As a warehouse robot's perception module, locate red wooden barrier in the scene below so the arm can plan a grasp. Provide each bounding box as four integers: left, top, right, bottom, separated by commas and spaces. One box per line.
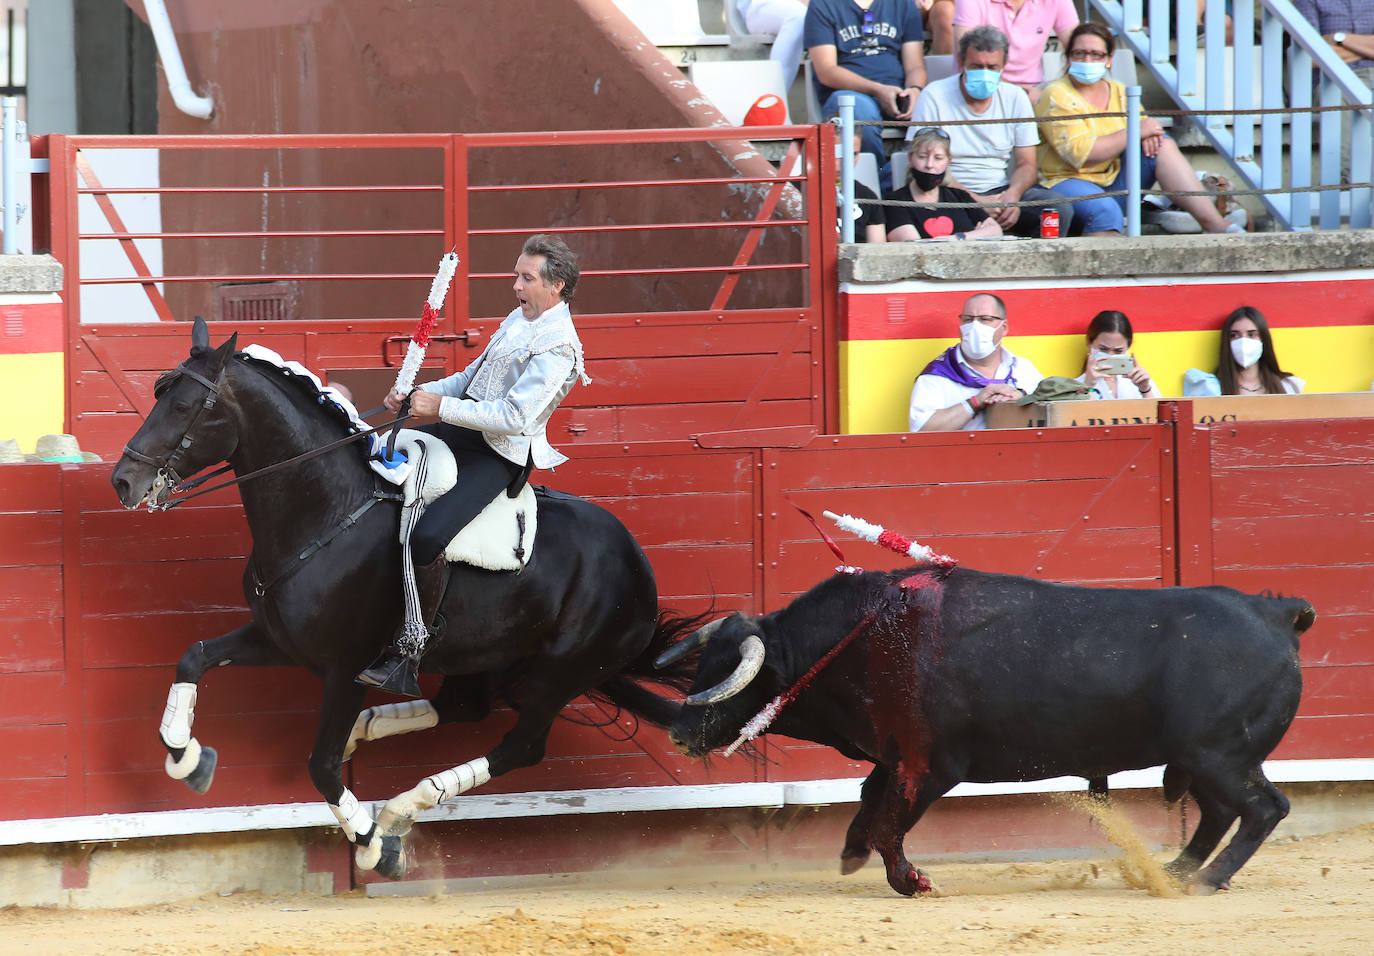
2, 416, 1369, 827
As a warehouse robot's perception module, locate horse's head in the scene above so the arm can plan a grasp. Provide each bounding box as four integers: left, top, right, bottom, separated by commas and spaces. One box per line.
112, 318, 240, 510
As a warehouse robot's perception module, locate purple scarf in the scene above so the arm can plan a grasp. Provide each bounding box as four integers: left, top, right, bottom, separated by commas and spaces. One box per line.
920, 345, 1019, 389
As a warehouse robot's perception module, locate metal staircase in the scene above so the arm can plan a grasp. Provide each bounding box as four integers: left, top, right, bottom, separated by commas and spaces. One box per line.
1091, 0, 1373, 229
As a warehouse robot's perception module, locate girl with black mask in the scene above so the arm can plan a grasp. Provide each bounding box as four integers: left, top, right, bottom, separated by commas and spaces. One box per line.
884, 127, 1002, 241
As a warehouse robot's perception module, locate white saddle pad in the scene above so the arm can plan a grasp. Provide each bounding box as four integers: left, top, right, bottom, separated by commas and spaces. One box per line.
389, 429, 537, 571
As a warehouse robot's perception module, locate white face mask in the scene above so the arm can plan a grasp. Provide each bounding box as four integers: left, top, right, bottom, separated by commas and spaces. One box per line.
961, 321, 999, 360
1231, 337, 1263, 369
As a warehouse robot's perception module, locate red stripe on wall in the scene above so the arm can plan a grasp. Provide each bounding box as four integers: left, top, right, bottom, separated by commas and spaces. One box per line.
844, 278, 1374, 341
0, 302, 64, 354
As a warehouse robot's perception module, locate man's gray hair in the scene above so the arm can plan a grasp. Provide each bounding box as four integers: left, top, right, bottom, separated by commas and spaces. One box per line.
958, 25, 1010, 63
522, 233, 580, 302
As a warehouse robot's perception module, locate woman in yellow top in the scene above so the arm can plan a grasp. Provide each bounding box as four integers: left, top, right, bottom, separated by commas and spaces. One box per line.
1034, 23, 1242, 237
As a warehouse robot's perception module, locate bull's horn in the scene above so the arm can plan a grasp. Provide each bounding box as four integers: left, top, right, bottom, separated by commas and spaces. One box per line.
685, 635, 765, 705
654, 617, 727, 669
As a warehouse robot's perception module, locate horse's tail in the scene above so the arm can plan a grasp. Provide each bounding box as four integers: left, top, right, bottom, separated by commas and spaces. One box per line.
589, 607, 715, 729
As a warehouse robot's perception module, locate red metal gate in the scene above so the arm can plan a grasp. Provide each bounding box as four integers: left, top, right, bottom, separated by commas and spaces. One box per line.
35, 127, 838, 460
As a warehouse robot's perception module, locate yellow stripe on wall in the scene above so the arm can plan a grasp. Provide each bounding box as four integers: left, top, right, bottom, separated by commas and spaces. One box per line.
0, 352, 66, 452
842, 327, 1374, 435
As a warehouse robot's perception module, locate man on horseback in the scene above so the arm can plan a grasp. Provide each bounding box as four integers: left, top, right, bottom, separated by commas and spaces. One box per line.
357, 233, 591, 696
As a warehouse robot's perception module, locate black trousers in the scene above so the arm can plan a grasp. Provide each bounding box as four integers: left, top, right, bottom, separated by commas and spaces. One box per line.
410, 423, 523, 565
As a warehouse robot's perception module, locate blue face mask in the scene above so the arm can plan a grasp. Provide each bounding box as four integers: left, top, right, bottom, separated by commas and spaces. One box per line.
962, 68, 1001, 100
1068, 61, 1109, 84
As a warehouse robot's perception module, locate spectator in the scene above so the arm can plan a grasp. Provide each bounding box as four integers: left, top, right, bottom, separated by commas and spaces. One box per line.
908, 292, 1044, 430
1183, 306, 1305, 396
885, 127, 1003, 239
909, 24, 1073, 236
1036, 23, 1242, 236
1076, 310, 1162, 399
838, 128, 889, 242
736, 0, 810, 84
952, 0, 1078, 96
921, 0, 957, 54
805, 0, 928, 170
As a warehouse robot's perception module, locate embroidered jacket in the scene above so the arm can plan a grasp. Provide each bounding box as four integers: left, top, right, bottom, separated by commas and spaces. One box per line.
420, 301, 590, 469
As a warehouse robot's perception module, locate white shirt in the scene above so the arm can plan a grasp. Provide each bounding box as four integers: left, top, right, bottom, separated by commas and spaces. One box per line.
908, 75, 1039, 195
908, 346, 1044, 431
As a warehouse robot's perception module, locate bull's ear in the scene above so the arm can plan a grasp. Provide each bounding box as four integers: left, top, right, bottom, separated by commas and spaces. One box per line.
191, 316, 210, 353
209, 332, 239, 373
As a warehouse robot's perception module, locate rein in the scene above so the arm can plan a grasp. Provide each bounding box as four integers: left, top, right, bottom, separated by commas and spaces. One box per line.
152, 409, 411, 511
123, 355, 411, 511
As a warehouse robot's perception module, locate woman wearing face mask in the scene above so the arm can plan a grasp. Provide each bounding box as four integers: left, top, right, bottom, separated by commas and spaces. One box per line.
885, 128, 1003, 241
1034, 23, 1241, 237
1076, 310, 1161, 399
1184, 306, 1304, 396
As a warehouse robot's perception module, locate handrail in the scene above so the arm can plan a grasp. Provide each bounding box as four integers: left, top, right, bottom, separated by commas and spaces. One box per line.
1092, 0, 1374, 230
144, 0, 214, 120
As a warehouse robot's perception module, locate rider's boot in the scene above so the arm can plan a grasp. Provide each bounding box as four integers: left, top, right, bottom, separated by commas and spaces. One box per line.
356, 557, 448, 697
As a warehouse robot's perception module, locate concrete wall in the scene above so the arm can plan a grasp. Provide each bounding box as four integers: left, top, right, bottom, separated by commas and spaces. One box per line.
0, 255, 64, 451
838, 232, 1374, 433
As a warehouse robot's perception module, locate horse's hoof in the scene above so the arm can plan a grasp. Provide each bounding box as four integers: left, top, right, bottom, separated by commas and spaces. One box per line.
183, 745, 218, 794
375, 835, 407, 880
377, 800, 416, 837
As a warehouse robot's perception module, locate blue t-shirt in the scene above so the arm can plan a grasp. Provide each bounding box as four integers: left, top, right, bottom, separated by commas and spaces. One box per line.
803, 0, 924, 102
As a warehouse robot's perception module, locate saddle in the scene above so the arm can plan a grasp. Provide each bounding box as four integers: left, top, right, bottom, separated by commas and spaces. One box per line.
388, 429, 537, 571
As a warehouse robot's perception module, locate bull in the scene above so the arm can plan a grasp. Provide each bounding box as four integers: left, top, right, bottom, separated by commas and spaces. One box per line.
659, 564, 1315, 897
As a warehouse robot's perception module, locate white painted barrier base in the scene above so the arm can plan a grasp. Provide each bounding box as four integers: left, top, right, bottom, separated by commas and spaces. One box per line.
2, 759, 1370, 848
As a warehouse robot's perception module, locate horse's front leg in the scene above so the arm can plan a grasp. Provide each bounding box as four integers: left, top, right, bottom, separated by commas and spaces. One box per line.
309, 673, 407, 880
343, 673, 491, 760
161, 623, 292, 794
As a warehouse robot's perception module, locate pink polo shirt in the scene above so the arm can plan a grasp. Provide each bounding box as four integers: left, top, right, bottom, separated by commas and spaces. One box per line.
953, 0, 1080, 85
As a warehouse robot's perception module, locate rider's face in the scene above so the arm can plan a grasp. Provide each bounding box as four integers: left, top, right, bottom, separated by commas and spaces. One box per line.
513, 253, 564, 320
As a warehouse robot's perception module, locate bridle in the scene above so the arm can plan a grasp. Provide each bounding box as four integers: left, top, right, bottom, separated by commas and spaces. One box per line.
121, 360, 230, 508
123, 356, 411, 512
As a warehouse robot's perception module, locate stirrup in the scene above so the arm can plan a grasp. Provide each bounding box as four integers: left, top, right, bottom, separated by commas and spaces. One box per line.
356, 649, 422, 697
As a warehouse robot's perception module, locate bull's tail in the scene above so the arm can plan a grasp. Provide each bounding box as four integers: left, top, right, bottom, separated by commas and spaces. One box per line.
587, 607, 716, 729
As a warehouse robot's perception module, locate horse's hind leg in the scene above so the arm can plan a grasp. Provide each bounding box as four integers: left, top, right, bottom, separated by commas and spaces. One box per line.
344, 673, 491, 760
376, 680, 566, 835
161, 623, 292, 794
308, 673, 408, 880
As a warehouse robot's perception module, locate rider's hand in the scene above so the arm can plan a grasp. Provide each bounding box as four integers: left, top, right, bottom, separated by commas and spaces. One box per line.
406, 390, 442, 419
383, 388, 407, 412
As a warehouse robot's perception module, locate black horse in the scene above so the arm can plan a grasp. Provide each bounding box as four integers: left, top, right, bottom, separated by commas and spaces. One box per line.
111, 319, 686, 878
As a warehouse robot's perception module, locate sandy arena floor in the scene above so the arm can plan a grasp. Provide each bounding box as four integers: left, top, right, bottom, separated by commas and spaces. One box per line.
3, 819, 1371, 955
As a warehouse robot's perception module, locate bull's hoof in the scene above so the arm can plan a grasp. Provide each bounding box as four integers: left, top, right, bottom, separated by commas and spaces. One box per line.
914, 868, 934, 894
1187, 877, 1230, 896
183, 745, 218, 794
374, 835, 407, 880
839, 849, 871, 875
887, 864, 934, 897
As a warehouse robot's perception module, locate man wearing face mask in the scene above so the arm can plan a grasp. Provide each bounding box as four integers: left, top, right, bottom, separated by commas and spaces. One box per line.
908, 292, 1044, 431
908, 26, 1072, 237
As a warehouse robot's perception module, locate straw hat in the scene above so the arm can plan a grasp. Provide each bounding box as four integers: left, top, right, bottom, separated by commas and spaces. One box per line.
0, 438, 24, 464
35, 434, 85, 463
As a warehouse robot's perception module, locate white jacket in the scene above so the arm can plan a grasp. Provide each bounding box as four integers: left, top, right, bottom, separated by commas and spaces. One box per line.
420, 301, 590, 469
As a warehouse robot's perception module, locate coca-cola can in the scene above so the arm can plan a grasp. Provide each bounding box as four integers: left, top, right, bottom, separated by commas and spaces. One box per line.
1040, 209, 1060, 238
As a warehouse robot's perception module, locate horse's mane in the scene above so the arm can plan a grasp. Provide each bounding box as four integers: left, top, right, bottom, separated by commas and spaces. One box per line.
235, 349, 378, 467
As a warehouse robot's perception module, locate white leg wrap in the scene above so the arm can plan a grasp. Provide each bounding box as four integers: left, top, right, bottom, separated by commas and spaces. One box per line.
377, 757, 490, 836
165, 737, 203, 780
428, 757, 491, 803
328, 788, 377, 844
355, 834, 383, 871
159, 682, 198, 749
344, 700, 439, 760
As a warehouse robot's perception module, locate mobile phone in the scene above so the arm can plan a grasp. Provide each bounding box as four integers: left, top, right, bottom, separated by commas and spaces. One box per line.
895, 92, 910, 113
1098, 354, 1134, 376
